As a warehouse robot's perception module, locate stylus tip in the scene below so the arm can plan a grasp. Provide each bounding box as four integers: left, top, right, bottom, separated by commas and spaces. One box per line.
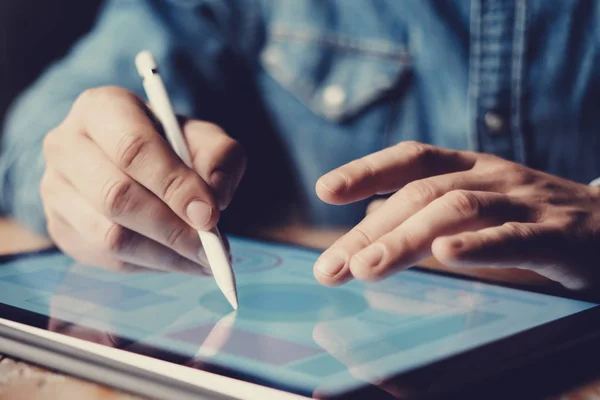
225, 291, 239, 310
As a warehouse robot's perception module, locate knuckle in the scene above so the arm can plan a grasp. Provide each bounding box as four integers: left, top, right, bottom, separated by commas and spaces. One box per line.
501, 163, 526, 175
103, 223, 134, 254
337, 158, 375, 189
503, 165, 528, 184
490, 163, 532, 187
75, 86, 134, 109
115, 131, 152, 171
397, 141, 434, 161
358, 157, 377, 182
102, 178, 137, 218
404, 180, 441, 205
396, 232, 417, 253
73, 88, 97, 109
444, 190, 482, 217
350, 226, 376, 247
476, 152, 501, 165
557, 211, 589, 237
502, 222, 534, 238
336, 161, 360, 187
159, 173, 187, 203
42, 129, 60, 157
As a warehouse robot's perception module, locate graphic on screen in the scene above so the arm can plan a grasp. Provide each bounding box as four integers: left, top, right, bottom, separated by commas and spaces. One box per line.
229, 249, 283, 272
0, 238, 595, 395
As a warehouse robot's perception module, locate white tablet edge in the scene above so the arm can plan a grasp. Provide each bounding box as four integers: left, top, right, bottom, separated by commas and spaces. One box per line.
0, 317, 310, 400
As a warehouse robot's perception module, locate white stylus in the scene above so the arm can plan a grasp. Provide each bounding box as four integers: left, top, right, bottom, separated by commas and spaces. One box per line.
135, 50, 238, 310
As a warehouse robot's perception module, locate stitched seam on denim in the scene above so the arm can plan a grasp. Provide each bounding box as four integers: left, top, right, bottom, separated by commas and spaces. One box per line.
333, 80, 403, 121
260, 51, 317, 106
510, 0, 527, 164
467, 0, 482, 151
160, 0, 204, 9
260, 50, 346, 121
270, 28, 411, 62
261, 47, 407, 121
262, 58, 404, 122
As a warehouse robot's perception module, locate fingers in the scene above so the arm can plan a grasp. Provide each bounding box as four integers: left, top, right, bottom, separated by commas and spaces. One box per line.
71, 87, 220, 230
43, 171, 207, 275
42, 86, 242, 273
47, 210, 136, 272
47, 214, 154, 274
184, 120, 246, 210
429, 223, 595, 289
314, 172, 492, 286
45, 133, 205, 265
316, 141, 476, 205
366, 198, 386, 215
348, 191, 531, 281
432, 222, 558, 269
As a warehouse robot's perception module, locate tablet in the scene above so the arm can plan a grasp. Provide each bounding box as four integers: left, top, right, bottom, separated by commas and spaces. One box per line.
0, 236, 597, 399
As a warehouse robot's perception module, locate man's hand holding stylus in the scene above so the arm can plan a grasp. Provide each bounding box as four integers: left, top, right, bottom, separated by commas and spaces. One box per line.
41, 86, 245, 273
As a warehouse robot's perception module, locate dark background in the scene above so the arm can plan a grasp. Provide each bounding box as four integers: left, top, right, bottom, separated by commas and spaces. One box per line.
0, 0, 102, 127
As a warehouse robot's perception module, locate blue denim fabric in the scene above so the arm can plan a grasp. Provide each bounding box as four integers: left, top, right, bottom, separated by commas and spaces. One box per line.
2, 0, 600, 235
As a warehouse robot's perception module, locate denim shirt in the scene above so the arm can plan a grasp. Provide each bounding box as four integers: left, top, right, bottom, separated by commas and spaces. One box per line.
2, 0, 600, 235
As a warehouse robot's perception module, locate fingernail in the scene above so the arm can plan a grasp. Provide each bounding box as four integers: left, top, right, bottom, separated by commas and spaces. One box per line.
186, 200, 213, 230
353, 244, 384, 269
315, 252, 346, 277
319, 172, 346, 194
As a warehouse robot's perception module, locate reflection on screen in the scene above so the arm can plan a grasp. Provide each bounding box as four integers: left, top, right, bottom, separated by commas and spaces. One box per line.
0, 238, 595, 396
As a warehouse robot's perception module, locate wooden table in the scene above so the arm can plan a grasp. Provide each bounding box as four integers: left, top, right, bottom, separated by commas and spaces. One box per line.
0, 219, 599, 399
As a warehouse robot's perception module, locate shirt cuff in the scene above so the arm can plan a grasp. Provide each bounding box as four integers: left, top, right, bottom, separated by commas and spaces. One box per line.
590, 177, 600, 186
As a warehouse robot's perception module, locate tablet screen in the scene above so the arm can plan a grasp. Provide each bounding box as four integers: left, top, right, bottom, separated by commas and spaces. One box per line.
0, 237, 595, 397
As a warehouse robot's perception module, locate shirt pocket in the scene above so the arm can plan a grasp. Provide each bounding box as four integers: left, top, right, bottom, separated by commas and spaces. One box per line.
260, 25, 412, 122
159, 0, 204, 7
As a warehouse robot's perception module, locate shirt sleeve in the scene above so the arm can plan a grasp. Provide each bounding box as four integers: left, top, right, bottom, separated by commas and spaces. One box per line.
0, 0, 260, 235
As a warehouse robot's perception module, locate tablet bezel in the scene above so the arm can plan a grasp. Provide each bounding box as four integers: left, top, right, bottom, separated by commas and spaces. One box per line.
0, 242, 597, 399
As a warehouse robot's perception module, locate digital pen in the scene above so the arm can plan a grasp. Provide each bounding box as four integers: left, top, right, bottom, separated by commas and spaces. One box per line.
135, 50, 238, 310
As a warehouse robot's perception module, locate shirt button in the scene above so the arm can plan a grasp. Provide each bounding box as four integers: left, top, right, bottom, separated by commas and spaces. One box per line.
484, 112, 507, 134
323, 85, 346, 111
263, 47, 281, 66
